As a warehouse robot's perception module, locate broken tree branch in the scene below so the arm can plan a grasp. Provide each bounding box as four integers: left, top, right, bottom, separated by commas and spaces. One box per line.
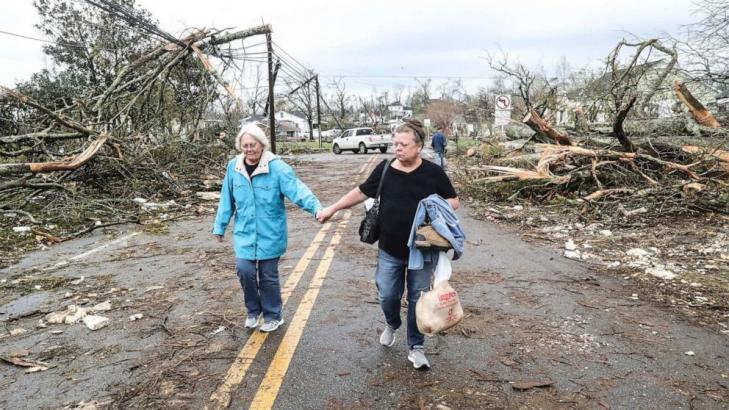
523, 108, 572, 146
674, 80, 721, 128
0, 134, 109, 176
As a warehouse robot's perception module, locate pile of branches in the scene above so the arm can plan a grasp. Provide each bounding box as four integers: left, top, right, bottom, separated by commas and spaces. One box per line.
457, 139, 729, 217
0, 22, 272, 263
464, 39, 729, 221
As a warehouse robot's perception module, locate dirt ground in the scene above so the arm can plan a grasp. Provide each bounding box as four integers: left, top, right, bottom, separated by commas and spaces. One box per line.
1, 151, 728, 409
460, 194, 729, 334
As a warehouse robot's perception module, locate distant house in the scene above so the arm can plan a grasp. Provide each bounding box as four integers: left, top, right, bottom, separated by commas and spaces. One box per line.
240, 114, 269, 129
240, 114, 302, 141
277, 120, 303, 141
387, 102, 413, 120
274, 110, 326, 139
276, 111, 308, 133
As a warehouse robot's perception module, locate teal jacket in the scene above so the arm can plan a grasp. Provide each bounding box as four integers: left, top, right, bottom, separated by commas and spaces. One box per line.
213, 151, 321, 260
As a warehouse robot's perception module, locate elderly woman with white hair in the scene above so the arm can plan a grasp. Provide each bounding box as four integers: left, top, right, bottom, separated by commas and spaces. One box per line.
213, 123, 322, 332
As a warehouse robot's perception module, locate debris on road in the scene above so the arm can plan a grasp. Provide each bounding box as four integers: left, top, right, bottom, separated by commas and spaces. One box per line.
9, 328, 27, 336
1, 356, 51, 373
90, 300, 112, 312
512, 380, 555, 391
83, 315, 110, 331
45, 305, 88, 324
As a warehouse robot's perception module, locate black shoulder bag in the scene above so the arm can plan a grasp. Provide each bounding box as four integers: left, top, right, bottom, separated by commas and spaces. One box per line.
359, 159, 393, 244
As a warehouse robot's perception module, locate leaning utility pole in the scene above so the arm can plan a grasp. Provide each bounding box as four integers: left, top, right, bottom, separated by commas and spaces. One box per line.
315, 75, 322, 148
266, 31, 276, 154
262, 59, 280, 117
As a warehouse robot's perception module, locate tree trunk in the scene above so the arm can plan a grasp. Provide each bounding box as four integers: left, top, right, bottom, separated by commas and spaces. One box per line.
613, 95, 637, 152
674, 80, 721, 128
523, 108, 572, 145
0, 135, 109, 176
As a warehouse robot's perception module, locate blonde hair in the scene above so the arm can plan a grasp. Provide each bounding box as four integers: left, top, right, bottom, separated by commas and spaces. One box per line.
235, 123, 269, 151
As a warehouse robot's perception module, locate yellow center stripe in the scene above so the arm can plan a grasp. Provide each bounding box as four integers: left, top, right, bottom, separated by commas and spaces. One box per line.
206, 223, 333, 410
249, 211, 351, 410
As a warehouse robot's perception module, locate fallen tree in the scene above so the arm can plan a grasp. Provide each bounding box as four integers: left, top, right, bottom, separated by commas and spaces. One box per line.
0, 18, 272, 267
454, 137, 729, 217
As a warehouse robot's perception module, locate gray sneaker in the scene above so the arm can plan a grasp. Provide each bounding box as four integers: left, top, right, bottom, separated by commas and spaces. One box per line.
379, 326, 397, 347
244, 315, 260, 329
408, 346, 430, 369
259, 318, 284, 332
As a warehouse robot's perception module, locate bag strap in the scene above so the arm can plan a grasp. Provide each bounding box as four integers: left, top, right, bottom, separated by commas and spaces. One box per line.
375, 159, 395, 200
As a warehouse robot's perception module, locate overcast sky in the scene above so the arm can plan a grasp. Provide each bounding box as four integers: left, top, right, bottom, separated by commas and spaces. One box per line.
1, 0, 700, 97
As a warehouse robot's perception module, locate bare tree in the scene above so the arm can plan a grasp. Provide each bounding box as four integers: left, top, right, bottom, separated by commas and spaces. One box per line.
329, 77, 350, 120
287, 71, 317, 140
595, 38, 678, 151
675, 0, 729, 89
411, 78, 432, 113
426, 100, 460, 132
243, 65, 267, 116
485, 51, 556, 116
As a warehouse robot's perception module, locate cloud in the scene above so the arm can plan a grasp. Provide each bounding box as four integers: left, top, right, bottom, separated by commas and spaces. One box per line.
0, 0, 698, 93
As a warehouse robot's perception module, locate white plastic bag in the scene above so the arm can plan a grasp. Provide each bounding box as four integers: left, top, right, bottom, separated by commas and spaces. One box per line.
433, 251, 452, 286
416, 252, 463, 335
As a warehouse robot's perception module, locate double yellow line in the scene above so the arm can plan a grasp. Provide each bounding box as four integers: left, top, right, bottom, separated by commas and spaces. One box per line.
207, 154, 380, 410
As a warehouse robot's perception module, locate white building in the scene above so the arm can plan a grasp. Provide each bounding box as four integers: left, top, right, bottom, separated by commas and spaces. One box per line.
387, 102, 413, 120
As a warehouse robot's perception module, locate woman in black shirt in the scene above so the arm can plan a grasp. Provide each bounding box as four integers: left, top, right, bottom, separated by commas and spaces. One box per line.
317, 119, 459, 369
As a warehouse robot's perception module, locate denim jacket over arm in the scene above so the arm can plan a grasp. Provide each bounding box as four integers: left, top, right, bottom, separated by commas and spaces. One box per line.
407, 194, 465, 269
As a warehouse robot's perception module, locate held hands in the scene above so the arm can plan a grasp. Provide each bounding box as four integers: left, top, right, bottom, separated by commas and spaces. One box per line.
316, 206, 336, 224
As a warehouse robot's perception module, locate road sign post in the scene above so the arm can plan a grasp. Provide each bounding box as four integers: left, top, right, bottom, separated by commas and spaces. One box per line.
494, 95, 512, 136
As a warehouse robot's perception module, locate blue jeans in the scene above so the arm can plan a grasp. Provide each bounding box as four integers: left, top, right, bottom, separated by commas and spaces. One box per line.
434, 152, 445, 168
236, 258, 282, 321
375, 249, 436, 348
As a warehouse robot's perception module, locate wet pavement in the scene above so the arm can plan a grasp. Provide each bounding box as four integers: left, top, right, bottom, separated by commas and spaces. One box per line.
1, 151, 728, 409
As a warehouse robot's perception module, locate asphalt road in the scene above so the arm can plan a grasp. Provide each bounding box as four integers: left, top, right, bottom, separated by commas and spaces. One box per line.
1, 151, 727, 409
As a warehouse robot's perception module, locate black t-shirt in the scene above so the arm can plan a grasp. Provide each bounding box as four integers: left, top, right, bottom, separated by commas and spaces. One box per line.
245, 161, 258, 177
359, 159, 457, 259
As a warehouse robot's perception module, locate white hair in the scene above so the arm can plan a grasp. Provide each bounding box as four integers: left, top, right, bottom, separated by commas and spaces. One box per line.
235, 123, 270, 151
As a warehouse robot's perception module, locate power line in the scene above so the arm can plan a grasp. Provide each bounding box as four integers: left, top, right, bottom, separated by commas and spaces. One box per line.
0, 29, 59, 45
83, 0, 183, 46
272, 40, 311, 73
319, 73, 502, 80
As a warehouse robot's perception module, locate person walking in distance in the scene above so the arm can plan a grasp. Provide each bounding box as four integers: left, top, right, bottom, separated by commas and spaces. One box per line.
431, 127, 447, 168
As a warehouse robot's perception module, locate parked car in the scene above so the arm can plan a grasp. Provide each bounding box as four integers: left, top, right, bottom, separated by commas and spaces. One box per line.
332, 127, 392, 154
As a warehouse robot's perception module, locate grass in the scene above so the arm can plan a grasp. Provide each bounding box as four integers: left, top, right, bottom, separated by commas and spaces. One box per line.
451, 137, 483, 153
275, 141, 332, 154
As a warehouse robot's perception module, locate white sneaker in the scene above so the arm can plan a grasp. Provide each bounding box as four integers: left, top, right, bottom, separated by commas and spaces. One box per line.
259, 318, 284, 332
408, 346, 430, 369
379, 326, 397, 347
244, 316, 260, 329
